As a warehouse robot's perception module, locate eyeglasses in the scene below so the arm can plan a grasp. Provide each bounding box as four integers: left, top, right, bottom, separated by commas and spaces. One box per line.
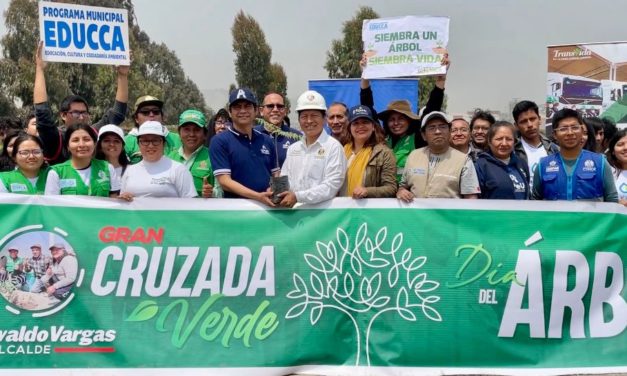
263, 104, 286, 110
555, 125, 582, 134
138, 138, 163, 146
17, 149, 43, 157
138, 109, 162, 116
66, 111, 90, 119
424, 124, 449, 132
215, 119, 227, 125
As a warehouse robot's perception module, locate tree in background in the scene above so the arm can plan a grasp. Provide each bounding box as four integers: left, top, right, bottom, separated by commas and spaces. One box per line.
0, 0, 210, 125
324, 6, 379, 79
231, 11, 287, 104
324, 6, 446, 111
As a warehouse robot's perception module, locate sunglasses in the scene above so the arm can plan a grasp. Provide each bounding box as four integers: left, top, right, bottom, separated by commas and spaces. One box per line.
263, 104, 286, 110
138, 109, 162, 116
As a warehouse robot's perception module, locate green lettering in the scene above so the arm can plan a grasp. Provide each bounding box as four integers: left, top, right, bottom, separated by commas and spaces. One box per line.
255, 310, 279, 340
155, 294, 221, 348
446, 244, 492, 289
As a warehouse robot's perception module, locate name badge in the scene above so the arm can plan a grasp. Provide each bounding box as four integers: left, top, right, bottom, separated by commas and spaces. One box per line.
59, 179, 77, 188
9, 183, 28, 192
410, 168, 427, 176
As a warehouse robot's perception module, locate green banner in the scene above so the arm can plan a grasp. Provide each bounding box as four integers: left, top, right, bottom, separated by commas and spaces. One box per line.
0, 196, 625, 375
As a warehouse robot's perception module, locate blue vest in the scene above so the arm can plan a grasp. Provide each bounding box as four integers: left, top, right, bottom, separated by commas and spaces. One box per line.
538, 150, 604, 200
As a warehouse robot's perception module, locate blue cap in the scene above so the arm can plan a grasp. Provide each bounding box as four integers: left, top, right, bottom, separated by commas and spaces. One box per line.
349, 105, 375, 123
228, 88, 257, 107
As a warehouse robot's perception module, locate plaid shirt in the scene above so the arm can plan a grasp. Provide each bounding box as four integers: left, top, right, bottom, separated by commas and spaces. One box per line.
24, 255, 52, 279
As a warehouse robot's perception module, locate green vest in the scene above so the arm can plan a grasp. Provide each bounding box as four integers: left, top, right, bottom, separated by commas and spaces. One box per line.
387, 134, 415, 182
51, 159, 111, 197
168, 146, 214, 196
0, 168, 49, 195
125, 132, 182, 164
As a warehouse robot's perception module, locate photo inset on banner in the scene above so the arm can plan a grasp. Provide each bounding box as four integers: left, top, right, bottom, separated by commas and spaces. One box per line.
0, 231, 78, 311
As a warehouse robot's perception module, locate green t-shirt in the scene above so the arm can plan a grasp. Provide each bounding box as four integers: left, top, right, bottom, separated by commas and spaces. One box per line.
387, 133, 415, 182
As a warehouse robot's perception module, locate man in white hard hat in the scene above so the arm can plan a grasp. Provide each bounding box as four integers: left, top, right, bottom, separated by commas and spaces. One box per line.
278, 90, 347, 207
209, 88, 279, 206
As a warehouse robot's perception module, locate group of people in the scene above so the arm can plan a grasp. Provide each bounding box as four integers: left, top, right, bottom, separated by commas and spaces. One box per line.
0, 45, 626, 208
0, 243, 77, 301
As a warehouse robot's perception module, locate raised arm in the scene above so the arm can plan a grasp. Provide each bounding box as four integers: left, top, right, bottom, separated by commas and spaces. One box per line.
34, 41, 63, 163
423, 53, 450, 116
93, 63, 130, 130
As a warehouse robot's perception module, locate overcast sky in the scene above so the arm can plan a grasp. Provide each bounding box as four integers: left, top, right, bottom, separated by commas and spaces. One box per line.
1, 0, 626, 117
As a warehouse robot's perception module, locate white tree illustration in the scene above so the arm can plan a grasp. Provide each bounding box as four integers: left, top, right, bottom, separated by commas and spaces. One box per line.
285, 223, 442, 366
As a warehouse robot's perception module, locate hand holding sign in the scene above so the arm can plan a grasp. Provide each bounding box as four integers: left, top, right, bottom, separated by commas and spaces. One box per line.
35, 41, 47, 71
362, 15, 450, 79
38, 2, 130, 66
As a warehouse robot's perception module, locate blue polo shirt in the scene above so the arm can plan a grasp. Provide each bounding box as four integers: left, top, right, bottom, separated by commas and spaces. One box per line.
210, 127, 279, 198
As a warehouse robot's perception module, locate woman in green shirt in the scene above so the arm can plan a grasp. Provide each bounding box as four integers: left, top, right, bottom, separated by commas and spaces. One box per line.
45, 124, 120, 197
0, 134, 48, 194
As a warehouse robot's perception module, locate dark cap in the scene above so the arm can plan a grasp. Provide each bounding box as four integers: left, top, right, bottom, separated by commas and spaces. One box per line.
228, 88, 257, 108
348, 105, 375, 124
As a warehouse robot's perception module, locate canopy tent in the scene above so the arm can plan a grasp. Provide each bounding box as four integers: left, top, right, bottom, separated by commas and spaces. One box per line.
548, 42, 627, 81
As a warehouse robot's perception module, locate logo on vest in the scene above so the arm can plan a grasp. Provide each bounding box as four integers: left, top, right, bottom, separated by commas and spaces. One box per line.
59, 179, 77, 189
97, 170, 110, 183
198, 160, 209, 170
546, 160, 559, 173
582, 159, 596, 172
260, 145, 270, 155
9, 183, 28, 192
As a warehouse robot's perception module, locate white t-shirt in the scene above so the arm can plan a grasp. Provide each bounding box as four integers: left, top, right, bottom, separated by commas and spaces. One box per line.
45, 163, 120, 195
121, 157, 197, 198
612, 167, 627, 201
521, 138, 548, 184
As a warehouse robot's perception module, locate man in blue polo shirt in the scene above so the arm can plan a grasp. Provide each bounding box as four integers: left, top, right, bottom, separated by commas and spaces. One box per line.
209, 88, 279, 206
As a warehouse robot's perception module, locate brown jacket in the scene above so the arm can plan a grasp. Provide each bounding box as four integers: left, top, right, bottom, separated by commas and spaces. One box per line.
363, 143, 398, 198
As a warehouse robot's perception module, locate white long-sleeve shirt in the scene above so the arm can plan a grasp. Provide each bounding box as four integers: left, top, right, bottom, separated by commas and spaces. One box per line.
280, 131, 346, 204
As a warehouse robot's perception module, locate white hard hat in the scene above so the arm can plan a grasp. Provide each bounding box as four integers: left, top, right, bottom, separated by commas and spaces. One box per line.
295, 90, 326, 112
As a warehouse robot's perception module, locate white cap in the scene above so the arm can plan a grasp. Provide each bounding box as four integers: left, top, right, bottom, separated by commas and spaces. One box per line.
295, 90, 327, 112
421, 111, 452, 129
98, 124, 125, 143
137, 121, 166, 137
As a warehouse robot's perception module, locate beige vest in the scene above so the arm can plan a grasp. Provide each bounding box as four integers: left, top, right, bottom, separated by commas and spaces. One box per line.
404, 147, 467, 198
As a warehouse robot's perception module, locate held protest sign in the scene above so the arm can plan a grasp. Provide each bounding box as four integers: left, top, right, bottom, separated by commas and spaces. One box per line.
546, 42, 627, 130
0, 196, 625, 375
362, 16, 449, 79
38, 2, 130, 66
